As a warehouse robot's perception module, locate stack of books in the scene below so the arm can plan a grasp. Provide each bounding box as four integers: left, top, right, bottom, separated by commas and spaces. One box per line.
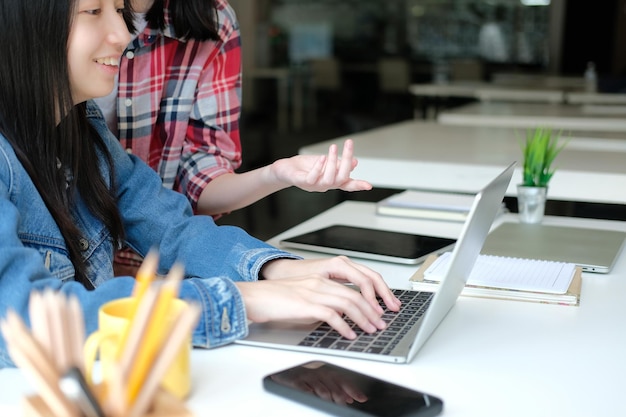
376, 190, 506, 222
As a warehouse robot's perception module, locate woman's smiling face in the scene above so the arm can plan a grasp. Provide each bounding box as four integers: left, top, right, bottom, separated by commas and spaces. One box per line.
67, 0, 131, 104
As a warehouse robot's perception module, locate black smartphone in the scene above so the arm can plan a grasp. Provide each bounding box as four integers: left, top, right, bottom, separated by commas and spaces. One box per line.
263, 361, 444, 417
280, 225, 456, 265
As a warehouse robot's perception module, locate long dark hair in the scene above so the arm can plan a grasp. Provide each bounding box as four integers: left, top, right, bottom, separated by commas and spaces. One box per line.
0, 0, 126, 288
126, 0, 220, 41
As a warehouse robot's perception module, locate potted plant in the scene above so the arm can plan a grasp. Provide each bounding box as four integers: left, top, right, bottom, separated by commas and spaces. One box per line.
517, 127, 567, 223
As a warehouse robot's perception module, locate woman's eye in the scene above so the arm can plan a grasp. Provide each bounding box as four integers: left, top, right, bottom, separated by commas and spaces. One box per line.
83, 9, 102, 15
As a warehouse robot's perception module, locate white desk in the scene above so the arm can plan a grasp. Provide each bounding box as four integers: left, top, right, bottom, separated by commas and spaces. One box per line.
410, 82, 565, 119
581, 105, 626, 116
300, 120, 626, 205
490, 73, 587, 90
410, 82, 565, 103
566, 92, 626, 105
438, 102, 626, 132
1, 201, 625, 416
410, 82, 491, 99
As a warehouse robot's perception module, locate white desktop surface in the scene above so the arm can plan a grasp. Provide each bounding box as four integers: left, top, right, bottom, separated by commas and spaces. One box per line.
410, 82, 565, 103
300, 120, 626, 204
438, 102, 626, 132
1, 201, 625, 417
567, 92, 626, 105
490, 73, 587, 90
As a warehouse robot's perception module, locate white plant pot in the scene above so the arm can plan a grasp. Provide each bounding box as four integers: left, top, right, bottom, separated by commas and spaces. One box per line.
517, 185, 547, 224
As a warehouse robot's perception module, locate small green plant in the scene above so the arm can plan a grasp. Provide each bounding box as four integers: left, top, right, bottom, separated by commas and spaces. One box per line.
520, 127, 567, 187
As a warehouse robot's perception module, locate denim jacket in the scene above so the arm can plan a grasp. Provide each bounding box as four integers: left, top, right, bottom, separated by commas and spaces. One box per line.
0, 102, 298, 367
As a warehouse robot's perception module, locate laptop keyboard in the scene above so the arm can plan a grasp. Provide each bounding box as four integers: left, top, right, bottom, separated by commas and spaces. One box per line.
297, 289, 434, 355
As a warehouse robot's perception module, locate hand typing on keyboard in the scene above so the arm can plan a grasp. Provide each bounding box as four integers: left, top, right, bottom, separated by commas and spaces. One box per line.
299, 289, 433, 355
237, 256, 402, 339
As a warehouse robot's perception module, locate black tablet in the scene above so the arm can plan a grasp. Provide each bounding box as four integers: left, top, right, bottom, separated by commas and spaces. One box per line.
279, 225, 456, 265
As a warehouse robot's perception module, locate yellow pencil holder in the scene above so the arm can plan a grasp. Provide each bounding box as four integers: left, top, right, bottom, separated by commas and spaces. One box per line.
83, 297, 192, 400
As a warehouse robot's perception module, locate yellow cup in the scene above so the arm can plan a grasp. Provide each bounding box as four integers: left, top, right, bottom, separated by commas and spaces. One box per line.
83, 297, 192, 399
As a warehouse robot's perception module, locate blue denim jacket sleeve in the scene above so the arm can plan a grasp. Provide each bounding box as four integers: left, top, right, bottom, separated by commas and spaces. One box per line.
0, 103, 299, 367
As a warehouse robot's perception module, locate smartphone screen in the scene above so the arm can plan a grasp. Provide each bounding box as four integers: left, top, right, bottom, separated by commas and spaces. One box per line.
263, 361, 443, 417
280, 225, 456, 265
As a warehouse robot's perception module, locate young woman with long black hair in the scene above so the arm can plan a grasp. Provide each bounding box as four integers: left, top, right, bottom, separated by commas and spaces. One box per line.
0, 0, 399, 367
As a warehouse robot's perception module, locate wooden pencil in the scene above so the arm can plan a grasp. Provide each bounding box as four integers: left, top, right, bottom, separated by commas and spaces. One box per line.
103, 361, 128, 417
132, 248, 159, 300
28, 291, 53, 362
1, 311, 78, 417
56, 292, 73, 372
116, 249, 159, 361
41, 288, 70, 372
125, 263, 184, 404
117, 286, 160, 381
67, 294, 86, 373
126, 303, 201, 417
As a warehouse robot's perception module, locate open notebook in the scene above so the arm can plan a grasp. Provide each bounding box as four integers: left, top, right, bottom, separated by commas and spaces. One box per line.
235, 162, 515, 363
410, 253, 582, 306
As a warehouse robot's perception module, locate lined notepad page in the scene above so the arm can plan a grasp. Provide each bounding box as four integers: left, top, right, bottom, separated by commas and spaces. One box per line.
424, 252, 576, 294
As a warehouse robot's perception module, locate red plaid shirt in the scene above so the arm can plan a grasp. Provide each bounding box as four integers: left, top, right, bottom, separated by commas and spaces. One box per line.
115, 0, 242, 211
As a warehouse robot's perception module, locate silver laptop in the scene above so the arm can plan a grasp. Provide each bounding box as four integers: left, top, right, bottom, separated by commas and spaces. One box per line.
236, 162, 515, 363
481, 222, 626, 273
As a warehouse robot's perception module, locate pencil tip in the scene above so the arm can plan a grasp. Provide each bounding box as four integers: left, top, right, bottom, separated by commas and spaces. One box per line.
137, 249, 160, 277
167, 263, 185, 281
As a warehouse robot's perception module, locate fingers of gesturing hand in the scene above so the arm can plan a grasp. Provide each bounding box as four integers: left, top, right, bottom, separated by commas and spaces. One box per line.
335, 139, 354, 184
308, 141, 352, 188
337, 178, 372, 192
293, 140, 371, 192
302, 153, 341, 190
304, 154, 326, 185
320, 143, 339, 185
335, 140, 372, 191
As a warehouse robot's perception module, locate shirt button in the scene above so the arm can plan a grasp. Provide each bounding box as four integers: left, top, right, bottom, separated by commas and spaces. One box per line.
126, 50, 135, 59
126, 148, 133, 154
79, 238, 89, 251
124, 98, 132, 107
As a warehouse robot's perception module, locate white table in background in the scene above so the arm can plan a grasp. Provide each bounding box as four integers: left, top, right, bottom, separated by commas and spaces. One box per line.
410, 82, 488, 100
409, 82, 565, 103
410, 82, 565, 118
437, 102, 626, 132
490, 73, 587, 90
300, 120, 626, 205
0, 201, 625, 417
566, 92, 626, 105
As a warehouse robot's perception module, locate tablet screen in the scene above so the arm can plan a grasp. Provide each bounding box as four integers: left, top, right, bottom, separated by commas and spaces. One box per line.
280, 225, 456, 265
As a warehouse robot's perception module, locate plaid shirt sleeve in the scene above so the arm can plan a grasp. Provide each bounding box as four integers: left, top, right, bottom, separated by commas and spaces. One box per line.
179, 5, 243, 209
